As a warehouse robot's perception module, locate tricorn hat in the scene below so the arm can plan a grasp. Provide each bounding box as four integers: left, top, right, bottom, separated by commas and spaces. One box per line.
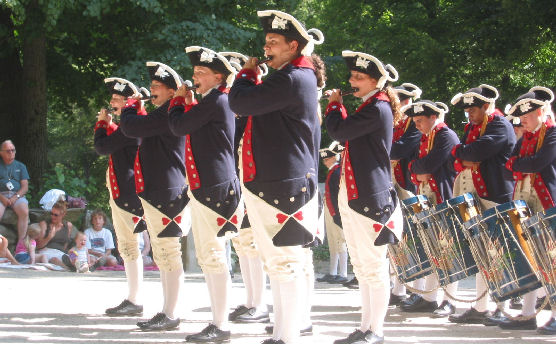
319, 141, 344, 159
451, 84, 499, 108
219, 51, 269, 77
146, 61, 182, 90
257, 10, 324, 56
342, 51, 398, 89
395, 83, 422, 102
104, 77, 138, 97
186, 46, 237, 87
402, 100, 449, 121
505, 86, 554, 117
139, 87, 150, 99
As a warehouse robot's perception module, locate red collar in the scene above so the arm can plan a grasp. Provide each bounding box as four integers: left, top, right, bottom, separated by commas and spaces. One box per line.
289, 56, 315, 71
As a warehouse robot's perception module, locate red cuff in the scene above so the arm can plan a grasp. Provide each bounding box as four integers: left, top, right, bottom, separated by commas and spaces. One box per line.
325, 102, 348, 119
184, 99, 198, 112
94, 120, 109, 132
451, 144, 461, 158
124, 98, 140, 109
505, 156, 517, 171
235, 68, 258, 84
169, 96, 186, 110
453, 158, 464, 172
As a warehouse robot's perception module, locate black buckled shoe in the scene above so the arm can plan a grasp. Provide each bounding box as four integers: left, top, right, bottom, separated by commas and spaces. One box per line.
401, 293, 420, 307
330, 275, 349, 284
400, 295, 437, 312
316, 274, 337, 282
185, 323, 230, 342
389, 293, 408, 306
333, 329, 371, 344
537, 317, 556, 335
235, 307, 270, 323
343, 277, 359, 289
264, 324, 313, 336
449, 307, 489, 324
483, 309, 507, 326
62, 254, 76, 272
432, 300, 456, 318
105, 299, 143, 316
137, 312, 180, 331
498, 316, 537, 330
228, 305, 249, 321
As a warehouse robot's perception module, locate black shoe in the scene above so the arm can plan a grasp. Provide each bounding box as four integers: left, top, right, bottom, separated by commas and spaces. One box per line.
137, 312, 180, 331
343, 277, 359, 289
89, 258, 104, 272
316, 274, 337, 282
260, 339, 285, 344
228, 305, 249, 321
330, 275, 349, 284
400, 295, 437, 312
333, 329, 371, 344
389, 293, 408, 306
538, 317, 556, 335
185, 323, 230, 342
264, 324, 312, 336
401, 293, 420, 307
235, 307, 270, 323
62, 254, 76, 272
509, 297, 522, 310
361, 331, 384, 344
449, 307, 489, 324
105, 299, 143, 316
432, 300, 456, 318
498, 316, 537, 330
536, 296, 552, 310
483, 309, 507, 326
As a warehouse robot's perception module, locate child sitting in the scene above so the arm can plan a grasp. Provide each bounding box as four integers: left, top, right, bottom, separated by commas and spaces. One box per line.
63, 231, 96, 273
0, 234, 19, 265
14, 223, 47, 264
84, 210, 118, 267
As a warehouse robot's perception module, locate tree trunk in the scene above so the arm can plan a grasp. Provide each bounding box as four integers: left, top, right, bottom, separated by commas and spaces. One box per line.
20, 1, 47, 192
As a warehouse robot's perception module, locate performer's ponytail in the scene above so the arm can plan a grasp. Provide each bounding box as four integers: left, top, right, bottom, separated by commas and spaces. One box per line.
384, 85, 402, 126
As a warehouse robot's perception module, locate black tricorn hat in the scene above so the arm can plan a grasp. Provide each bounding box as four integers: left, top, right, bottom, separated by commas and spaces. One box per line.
342, 51, 398, 89
257, 10, 324, 56
186, 46, 237, 87
395, 83, 422, 102
146, 61, 182, 90
451, 84, 499, 108
139, 87, 150, 99
319, 141, 344, 159
402, 100, 449, 120
219, 51, 269, 77
104, 77, 138, 97
506, 86, 555, 117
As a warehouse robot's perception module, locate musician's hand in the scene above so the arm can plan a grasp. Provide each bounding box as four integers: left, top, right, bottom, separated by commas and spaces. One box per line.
98, 108, 112, 124
416, 173, 431, 182
175, 85, 188, 98
327, 89, 342, 104
243, 57, 258, 72
184, 89, 194, 105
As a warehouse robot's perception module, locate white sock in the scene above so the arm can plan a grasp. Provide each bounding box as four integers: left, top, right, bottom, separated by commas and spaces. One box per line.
522, 289, 538, 317
303, 259, 314, 328
160, 270, 168, 314
206, 271, 231, 330
413, 278, 425, 291
163, 268, 183, 319
238, 255, 253, 307
279, 278, 303, 344
124, 256, 143, 304
497, 300, 509, 312
329, 252, 339, 275
391, 276, 406, 297
422, 274, 438, 302
270, 278, 282, 341
443, 281, 459, 303
359, 281, 371, 332
249, 256, 267, 311
474, 274, 488, 312
338, 252, 348, 277
538, 287, 547, 298
369, 282, 390, 337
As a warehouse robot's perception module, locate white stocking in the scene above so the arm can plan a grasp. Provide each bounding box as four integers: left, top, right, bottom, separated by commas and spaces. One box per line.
369, 283, 390, 337
329, 252, 339, 275
163, 268, 183, 319
338, 252, 348, 277
238, 255, 253, 307
422, 274, 438, 302
279, 278, 303, 344
522, 289, 538, 317
249, 256, 267, 310
124, 255, 143, 304
206, 271, 231, 330
391, 276, 406, 297
412, 277, 425, 291
474, 274, 488, 312
270, 278, 282, 341
160, 270, 168, 313
359, 281, 371, 332
497, 300, 509, 312
443, 281, 459, 302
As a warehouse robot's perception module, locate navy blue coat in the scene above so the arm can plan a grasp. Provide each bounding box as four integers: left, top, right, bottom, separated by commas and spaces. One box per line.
120, 100, 189, 236
410, 126, 459, 203
229, 57, 320, 246
391, 120, 420, 194
168, 89, 240, 228
452, 115, 516, 204
325, 164, 342, 227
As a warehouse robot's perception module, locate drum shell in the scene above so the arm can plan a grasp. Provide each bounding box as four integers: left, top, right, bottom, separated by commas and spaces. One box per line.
388, 195, 434, 283
416, 193, 479, 286
465, 200, 541, 302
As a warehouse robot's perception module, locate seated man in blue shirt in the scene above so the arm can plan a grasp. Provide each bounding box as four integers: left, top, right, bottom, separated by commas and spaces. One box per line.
0, 140, 29, 242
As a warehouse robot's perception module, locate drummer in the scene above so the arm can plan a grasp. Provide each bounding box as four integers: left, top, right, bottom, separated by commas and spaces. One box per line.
401, 100, 460, 316
503, 86, 556, 334
448, 84, 516, 324
389, 83, 423, 306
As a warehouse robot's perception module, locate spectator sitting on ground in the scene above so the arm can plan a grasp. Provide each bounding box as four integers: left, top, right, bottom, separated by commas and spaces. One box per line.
84, 210, 117, 267
0, 140, 30, 243
138, 230, 154, 267
36, 200, 73, 269
0, 234, 19, 265
14, 223, 47, 264
63, 231, 97, 273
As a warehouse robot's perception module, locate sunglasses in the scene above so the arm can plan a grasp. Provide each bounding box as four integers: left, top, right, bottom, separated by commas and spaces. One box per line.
51, 212, 61, 217
3, 149, 16, 153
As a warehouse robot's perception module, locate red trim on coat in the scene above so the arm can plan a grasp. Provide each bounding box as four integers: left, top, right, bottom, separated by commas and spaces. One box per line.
325, 164, 340, 216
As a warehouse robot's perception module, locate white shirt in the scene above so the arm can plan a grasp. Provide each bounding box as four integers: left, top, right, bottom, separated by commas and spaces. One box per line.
85, 227, 115, 254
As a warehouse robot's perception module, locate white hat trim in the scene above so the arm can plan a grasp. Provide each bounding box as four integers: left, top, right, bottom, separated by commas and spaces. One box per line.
104, 77, 139, 96
342, 51, 398, 89
401, 101, 448, 118
399, 82, 422, 99
257, 10, 324, 56
185, 46, 238, 87
506, 98, 547, 116
146, 61, 182, 88
529, 86, 555, 103
219, 51, 268, 76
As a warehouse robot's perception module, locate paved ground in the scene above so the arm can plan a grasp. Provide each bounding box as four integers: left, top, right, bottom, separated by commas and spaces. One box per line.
0, 268, 554, 343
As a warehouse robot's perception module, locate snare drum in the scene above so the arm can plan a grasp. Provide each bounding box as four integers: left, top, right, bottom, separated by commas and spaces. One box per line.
465, 200, 541, 302
388, 195, 434, 283
523, 206, 556, 307
416, 193, 479, 286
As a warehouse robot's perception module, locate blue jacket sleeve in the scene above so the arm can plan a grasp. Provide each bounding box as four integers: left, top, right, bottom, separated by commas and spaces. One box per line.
325, 102, 386, 142
390, 121, 421, 160
411, 129, 459, 174
168, 99, 217, 136
120, 103, 170, 138
454, 118, 511, 162
94, 127, 139, 156
512, 129, 556, 173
